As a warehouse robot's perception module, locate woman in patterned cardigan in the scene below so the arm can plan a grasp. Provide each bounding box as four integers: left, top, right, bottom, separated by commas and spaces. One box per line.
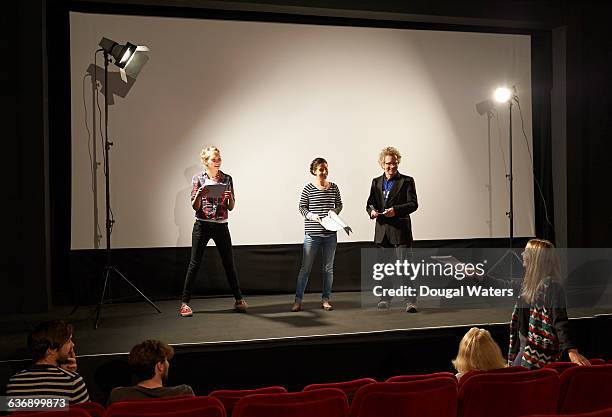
507, 239, 590, 368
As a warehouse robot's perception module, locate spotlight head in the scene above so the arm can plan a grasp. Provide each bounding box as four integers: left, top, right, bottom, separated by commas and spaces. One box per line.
493, 87, 513, 103
99, 37, 149, 80
116, 43, 137, 68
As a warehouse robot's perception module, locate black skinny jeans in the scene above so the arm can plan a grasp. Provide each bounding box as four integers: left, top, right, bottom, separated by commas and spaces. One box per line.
181, 220, 243, 304
376, 235, 416, 303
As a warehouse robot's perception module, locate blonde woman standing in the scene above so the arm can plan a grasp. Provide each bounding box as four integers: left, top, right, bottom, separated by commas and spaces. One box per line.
180, 146, 247, 317
507, 239, 590, 368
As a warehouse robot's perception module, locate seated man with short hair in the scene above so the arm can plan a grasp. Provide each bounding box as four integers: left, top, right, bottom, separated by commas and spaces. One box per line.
108, 340, 193, 405
6, 320, 89, 404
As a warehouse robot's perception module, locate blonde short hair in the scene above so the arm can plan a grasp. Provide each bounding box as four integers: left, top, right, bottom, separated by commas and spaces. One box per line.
200, 146, 220, 167
378, 146, 401, 167
521, 238, 561, 304
452, 327, 507, 374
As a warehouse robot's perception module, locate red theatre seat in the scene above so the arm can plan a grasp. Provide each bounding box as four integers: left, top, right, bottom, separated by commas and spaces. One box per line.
73, 401, 105, 417
458, 366, 529, 386
589, 358, 605, 365
522, 406, 612, 417
104, 396, 225, 417
458, 368, 559, 417
112, 394, 195, 404
558, 364, 612, 414
104, 409, 224, 417
12, 410, 91, 417
232, 388, 348, 417
350, 378, 457, 417
303, 378, 376, 402
544, 362, 580, 374
210, 386, 287, 416
386, 372, 456, 382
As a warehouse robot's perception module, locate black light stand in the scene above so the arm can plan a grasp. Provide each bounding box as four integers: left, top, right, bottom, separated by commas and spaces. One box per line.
508, 98, 516, 248
95, 49, 160, 329
488, 95, 523, 279
475, 99, 495, 237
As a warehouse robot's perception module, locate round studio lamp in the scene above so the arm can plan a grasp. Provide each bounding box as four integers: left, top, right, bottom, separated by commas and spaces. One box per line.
493, 86, 513, 103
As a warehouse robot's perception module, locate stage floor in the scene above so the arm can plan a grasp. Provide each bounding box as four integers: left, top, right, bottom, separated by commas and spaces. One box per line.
1, 292, 610, 361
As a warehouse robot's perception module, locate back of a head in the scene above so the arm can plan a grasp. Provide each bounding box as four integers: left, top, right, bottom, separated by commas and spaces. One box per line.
453, 327, 507, 374
128, 340, 174, 383
27, 320, 73, 362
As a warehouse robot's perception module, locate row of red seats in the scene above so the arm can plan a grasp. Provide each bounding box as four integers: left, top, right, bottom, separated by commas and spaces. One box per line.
15, 363, 612, 417
544, 358, 606, 373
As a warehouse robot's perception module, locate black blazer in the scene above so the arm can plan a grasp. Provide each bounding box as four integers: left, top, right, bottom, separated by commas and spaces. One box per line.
366, 173, 418, 245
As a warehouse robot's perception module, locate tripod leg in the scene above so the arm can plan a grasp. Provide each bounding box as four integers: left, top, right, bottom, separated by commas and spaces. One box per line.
95, 267, 111, 329
488, 249, 524, 280
488, 250, 511, 274
111, 267, 161, 313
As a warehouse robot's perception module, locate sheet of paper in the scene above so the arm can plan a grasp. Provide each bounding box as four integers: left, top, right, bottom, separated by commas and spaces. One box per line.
201, 184, 227, 198
319, 211, 352, 235
328, 211, 348, 228
320, 216, 345, 232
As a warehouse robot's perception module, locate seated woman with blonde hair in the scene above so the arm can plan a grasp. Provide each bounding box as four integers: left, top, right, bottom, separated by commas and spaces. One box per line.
452, 327, 507, 380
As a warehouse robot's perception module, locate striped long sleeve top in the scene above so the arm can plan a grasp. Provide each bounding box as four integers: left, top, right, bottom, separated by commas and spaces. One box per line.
298, 182, 343, 236
6, 364, 89, 404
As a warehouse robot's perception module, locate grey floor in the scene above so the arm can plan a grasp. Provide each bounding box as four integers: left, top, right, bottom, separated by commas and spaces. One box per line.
1, 292, 610, 361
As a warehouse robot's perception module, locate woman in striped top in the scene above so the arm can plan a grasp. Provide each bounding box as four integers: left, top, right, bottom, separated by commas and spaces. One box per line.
292, 157, 343, 312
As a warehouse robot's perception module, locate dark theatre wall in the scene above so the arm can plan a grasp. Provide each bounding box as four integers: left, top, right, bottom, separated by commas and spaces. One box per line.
3, 0, 612, 313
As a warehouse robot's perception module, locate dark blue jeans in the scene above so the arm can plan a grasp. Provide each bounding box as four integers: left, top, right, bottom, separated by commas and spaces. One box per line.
181, 221, 243, 304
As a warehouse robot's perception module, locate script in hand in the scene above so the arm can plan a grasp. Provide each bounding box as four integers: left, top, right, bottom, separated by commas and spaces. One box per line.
319, 211, 353, 235
201, 184, 227, 199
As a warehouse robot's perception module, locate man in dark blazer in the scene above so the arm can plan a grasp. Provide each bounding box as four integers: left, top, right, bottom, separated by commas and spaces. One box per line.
366, 146, 419, 312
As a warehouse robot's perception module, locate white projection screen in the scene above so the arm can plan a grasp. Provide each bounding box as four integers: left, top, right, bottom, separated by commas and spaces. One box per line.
70, 12, 535, 249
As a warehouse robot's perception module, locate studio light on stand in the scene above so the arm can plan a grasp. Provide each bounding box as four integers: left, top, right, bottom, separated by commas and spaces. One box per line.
99, 37, 149, 81
488, 86, 523, 279
493, 86, 513, 105
95, 37, 159, 328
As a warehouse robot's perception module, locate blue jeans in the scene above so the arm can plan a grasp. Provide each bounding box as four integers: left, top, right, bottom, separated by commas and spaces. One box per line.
295, 234, 337, 301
